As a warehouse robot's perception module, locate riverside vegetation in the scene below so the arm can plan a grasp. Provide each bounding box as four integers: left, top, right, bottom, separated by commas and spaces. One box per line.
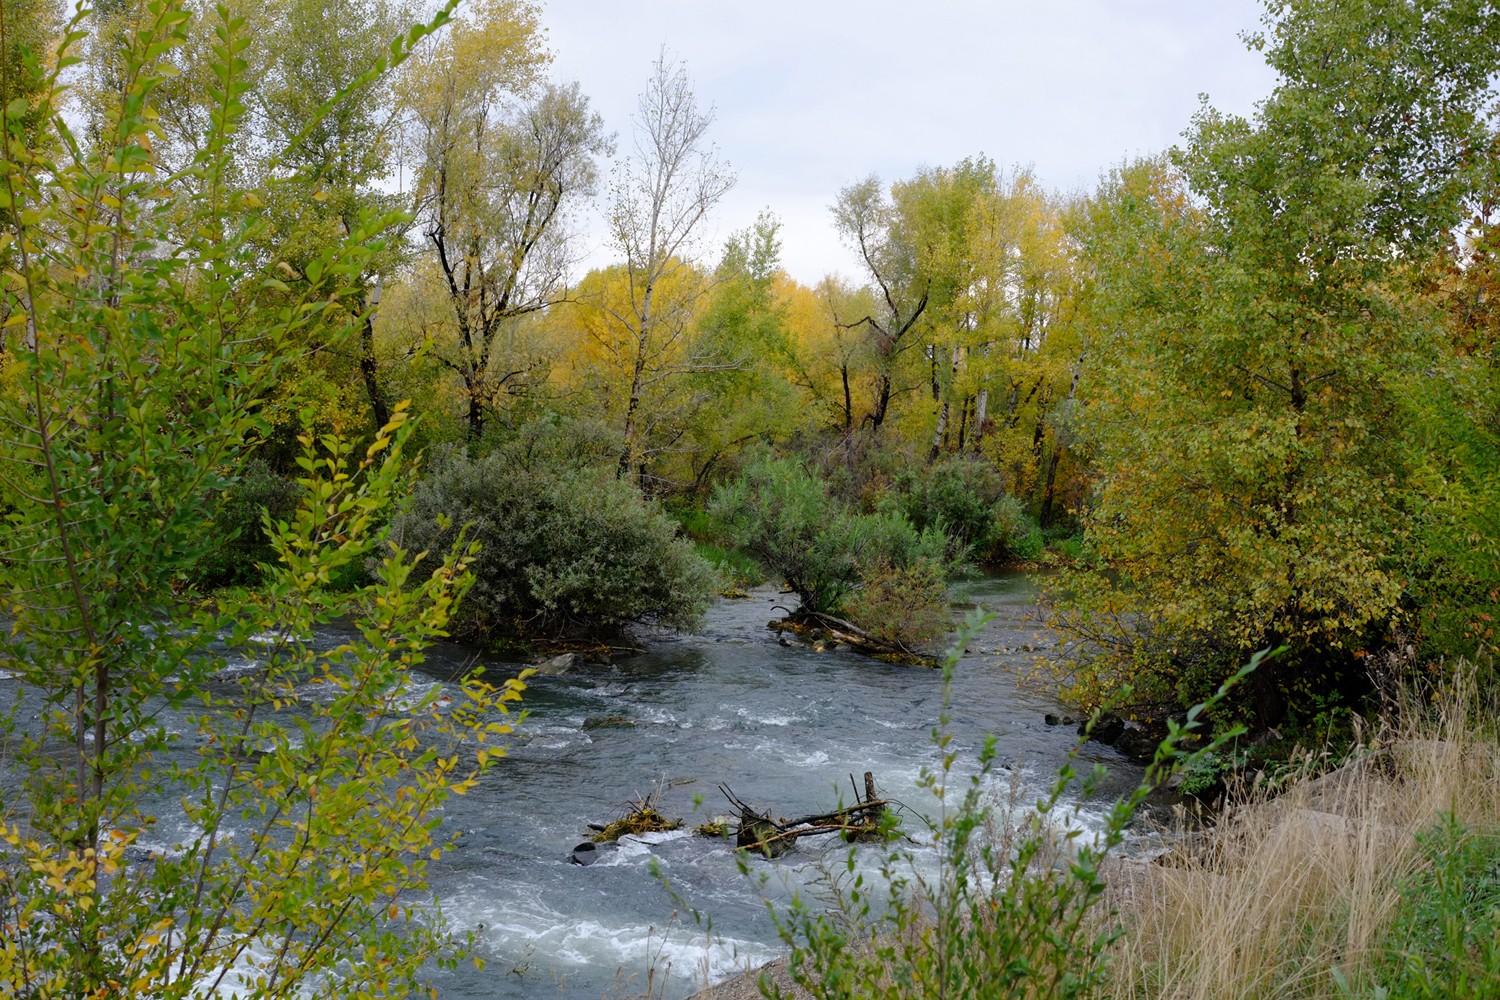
2, 0, 1499, 996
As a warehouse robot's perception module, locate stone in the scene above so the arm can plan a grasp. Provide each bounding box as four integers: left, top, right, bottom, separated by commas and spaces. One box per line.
582, 714, 634, 730
534, 652, 582, 675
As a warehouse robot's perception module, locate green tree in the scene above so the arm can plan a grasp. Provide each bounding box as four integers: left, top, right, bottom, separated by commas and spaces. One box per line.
672, 213, 799, 493
1053, 0, 1500, 724
402, 0, 610, 442
831, 174, 930, 434
0, 0, 57, 149
0, 3, 524, 995
1405, 203, 1500, 659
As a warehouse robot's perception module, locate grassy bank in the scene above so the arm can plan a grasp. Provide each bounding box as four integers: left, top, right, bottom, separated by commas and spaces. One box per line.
760, 655, 1500, 1000
1108, 665, 1500, 999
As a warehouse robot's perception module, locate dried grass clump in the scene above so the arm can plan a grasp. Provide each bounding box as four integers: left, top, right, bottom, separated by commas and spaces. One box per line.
592, 790, 682, 844
1106, 662, 1500, 999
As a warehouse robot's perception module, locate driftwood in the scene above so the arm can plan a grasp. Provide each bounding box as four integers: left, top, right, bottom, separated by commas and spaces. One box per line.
768, 609, 936, 666
722, 772, 891, 858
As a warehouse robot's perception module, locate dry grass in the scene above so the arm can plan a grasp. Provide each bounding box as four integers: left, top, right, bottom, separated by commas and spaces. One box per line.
592, 785, 683, 843
1105, 664, 1500, 999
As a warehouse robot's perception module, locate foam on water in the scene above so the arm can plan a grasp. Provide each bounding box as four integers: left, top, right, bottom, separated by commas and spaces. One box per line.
734, 705, 802, 727
449, 889, 780, 991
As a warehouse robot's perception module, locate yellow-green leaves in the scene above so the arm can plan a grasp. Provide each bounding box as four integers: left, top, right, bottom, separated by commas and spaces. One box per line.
0, 0, 528, 995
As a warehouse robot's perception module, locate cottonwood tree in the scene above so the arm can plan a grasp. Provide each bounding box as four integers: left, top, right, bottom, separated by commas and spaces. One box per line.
403, 0, 609, 441
831, 175, 930, 434
1052, 0, 1500, 725
601, 49, 736, 479
0, 3, 523, 995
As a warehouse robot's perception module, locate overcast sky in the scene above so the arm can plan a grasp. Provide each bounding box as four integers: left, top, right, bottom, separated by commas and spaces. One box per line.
539, 1, 1281, 285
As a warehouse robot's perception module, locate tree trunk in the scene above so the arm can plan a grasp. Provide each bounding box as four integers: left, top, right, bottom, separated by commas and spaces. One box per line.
618, 297, 653, 478
465, 373, 484, 442
358, 307, 391, 433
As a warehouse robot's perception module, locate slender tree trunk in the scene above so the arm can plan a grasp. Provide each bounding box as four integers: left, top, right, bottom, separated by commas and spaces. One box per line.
1040, 445, 1062, 526
465, 373, 484, 442
867, 373, 892, 432
358, 308, 391, 433
929, 401, 948, 463
841, 362, 852, 433
619, 287, 654, 478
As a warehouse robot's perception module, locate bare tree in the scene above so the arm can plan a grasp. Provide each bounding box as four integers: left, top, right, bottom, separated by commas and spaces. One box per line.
604, 49, 736, 478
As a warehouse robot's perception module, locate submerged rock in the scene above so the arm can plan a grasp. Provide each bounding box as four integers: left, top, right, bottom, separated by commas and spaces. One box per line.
1080, 714, 1160, 762
535, 652, 582, 675
583, 714, 634, 730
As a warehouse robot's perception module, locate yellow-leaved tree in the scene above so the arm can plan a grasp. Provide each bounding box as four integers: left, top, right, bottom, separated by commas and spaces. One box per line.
0, 3, 526, 995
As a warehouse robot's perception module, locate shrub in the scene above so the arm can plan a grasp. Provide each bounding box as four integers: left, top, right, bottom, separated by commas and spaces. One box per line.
1373, 815, 1500, 998
392, 449, 715, 639
887, 456, 1007, 561
194, 459, 304, 587
709, 455, 948, 617
843, 558, 950, 650
991, 494, 1045, 563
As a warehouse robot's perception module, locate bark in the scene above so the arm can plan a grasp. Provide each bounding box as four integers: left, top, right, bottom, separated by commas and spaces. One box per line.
358, 307, 391, 433
721, 775, 890, 858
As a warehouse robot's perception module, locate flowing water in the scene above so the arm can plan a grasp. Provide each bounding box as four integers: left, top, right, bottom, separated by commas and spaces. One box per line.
409, 573, 1146, 999
0, 573, 1147, 999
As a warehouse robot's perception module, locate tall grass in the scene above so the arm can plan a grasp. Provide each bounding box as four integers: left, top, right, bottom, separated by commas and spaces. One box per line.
1107, 662, 1500, 1000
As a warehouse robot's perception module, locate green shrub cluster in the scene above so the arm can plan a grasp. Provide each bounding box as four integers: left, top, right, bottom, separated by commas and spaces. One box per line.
842, 558, 951, 649
393, 448, 716, 639
1368, 815, 1500, 998
194, 459, 304, 587
991, 493, 1045, 563
884, 456, 1007, 562
708, 455, 947, 619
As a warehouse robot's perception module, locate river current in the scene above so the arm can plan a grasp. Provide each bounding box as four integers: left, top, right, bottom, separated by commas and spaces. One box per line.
410, 573, 1145, 999
0, 572, 1147, 999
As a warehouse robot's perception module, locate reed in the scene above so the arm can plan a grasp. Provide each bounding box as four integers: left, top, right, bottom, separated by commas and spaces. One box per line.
1106, 661, 1500, 999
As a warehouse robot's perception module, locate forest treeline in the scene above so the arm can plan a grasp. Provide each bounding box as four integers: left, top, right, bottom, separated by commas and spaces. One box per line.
5, 0, 1499, 730
2, 0, 1499, 994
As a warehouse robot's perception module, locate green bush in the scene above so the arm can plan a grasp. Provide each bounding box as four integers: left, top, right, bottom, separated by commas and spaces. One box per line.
1369, 815, 1500, 998
392, 449, 716, 639
195, 459, 304, 587
991, 494, 1045, 563
886, 456, 1007, 562
843, 558, 951, 649
709, 455, 948, 617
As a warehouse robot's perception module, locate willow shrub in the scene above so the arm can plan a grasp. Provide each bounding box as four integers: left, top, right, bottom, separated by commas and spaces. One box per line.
765, 615, 1266, 1000
392, 447, 716, 640
709, 455, 948, 620
883, 456, 1008, 563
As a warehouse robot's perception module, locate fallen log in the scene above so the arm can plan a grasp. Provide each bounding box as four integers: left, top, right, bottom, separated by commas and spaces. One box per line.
722, 772, 892, 858
767, 610, 936, 666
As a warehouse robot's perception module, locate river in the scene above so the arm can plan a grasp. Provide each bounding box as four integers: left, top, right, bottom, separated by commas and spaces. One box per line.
408, 572, 1145, 999
0, 571, 1146, 999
